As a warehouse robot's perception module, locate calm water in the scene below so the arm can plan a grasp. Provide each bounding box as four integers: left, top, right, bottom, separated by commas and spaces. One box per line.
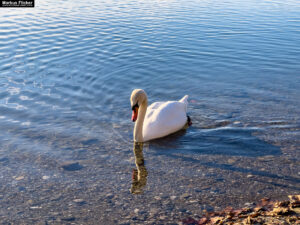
0, 0, 299, 223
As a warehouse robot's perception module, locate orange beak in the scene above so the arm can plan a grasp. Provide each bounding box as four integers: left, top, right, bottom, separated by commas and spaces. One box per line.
131, 107, 138, 122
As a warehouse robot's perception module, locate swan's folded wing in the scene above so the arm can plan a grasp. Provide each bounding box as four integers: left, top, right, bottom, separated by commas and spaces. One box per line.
143, 101, 187, 141
147, 101, 165, 110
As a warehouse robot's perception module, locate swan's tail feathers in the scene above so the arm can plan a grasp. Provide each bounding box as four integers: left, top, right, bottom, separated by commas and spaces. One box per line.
179, 95, 189, 112
179, 95, 189, 104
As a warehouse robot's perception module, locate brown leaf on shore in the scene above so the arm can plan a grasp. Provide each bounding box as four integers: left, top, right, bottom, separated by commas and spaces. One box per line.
253, 206, 265, 212
208, 212, 218, 217
193, 195, 300, 225
238, 214, 248, 219
271, 206, 292, 216
198, 217, 208, 225
224, 206, 234, 213
288, 215, 299, 224
232, 209, 243, 217
249, 212, 259, 218
288, 195, 300, 208
260, 197, 270, 206
276, 200, 289, 208
182, 217, 198, 225
210, 216, 224, 224
241, 208, 252, 215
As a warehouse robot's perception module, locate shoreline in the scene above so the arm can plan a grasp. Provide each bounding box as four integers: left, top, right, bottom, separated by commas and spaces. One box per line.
182, 195, 300, 225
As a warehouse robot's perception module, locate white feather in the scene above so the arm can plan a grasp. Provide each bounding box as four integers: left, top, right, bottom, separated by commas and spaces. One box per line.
142, 96, 189, 141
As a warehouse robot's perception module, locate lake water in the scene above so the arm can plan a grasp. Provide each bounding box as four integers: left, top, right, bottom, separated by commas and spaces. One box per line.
0, 0, 299, 223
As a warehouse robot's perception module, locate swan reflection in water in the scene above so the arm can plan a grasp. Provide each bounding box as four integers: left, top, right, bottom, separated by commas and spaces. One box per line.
131, 142, 148, 194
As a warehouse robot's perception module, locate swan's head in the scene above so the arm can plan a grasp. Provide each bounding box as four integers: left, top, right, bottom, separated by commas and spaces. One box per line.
130, 89, 147, 122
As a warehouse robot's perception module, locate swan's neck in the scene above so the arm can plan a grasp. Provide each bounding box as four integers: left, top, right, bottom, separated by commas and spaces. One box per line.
134, 99, 148, 142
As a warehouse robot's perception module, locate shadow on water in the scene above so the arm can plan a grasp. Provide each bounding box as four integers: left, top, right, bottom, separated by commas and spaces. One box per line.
163, 153, 300, 189
130, 142, 148, 195
147, 124, 300, 190
150, 126, 281, 157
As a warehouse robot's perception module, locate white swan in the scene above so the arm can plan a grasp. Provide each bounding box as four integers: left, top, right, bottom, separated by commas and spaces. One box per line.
130, 89, 191, 142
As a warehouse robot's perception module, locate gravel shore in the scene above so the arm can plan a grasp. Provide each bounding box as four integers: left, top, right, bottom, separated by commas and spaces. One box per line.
182, 195, 300, 225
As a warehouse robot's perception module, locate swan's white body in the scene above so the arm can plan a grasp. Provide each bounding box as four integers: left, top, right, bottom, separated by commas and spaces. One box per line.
130, 89, 189, 142
142, 96, 189, 141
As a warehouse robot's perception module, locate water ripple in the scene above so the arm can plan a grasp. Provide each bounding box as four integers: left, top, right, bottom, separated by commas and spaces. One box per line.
0, 0, 299, 166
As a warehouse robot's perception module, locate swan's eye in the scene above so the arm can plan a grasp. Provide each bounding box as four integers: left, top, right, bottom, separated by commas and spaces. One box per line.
131, 103, 139, 110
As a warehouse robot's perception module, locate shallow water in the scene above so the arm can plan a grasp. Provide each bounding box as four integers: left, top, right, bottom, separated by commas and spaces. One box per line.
0, 0, 299, 223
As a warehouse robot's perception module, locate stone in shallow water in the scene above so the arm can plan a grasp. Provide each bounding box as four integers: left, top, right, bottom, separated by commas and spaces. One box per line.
159, 215, 167, 220
61, 162, 83, 171
189, 200, 198, 203
150, 208, 159, 214
170, 196, 177, 200
0, 157, 9, 165
257, 155, 275, 162
61, 217, 76, 222
154, 196, 161, 201
18, 186, 26, 191
180, 193, 190, 199
73, 199, 84, 203
15, 176, 25, 180
244, 202, 254, 207
227, 158, 237, 164
81, 138, 98, 145
105, 193, 114, 199
30, 206, 42, 209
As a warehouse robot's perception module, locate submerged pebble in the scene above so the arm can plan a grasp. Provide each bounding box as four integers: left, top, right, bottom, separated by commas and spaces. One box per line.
42, 175, 50, 180
73, 199, 85, 203
61, 162, 83, 171
180, 193, 191, 199
15, 176, 24, 181
154, 196, 161, 201
170, 196, 177, 200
